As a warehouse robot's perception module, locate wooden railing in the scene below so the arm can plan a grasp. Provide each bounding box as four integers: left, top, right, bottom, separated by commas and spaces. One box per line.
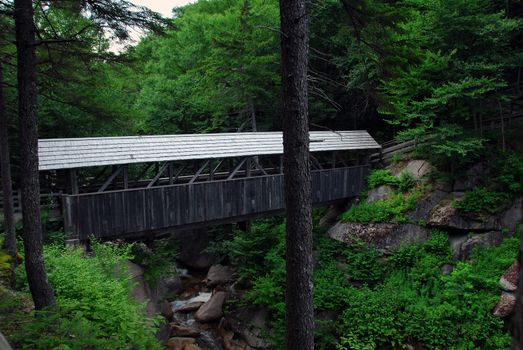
63, 166, 369, 240
0, 191, 63, 213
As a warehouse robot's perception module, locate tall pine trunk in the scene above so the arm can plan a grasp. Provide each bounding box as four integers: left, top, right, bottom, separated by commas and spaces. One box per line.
14, 0, 55, 309
512, 243, 523, 349
279, 0, 314, 348
0, 62, 17, 285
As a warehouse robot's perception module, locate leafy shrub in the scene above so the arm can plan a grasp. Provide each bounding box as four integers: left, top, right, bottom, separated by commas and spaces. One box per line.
397, 171, 415, 192
367, 169, 398, 188
336, 235, 518, 349
9, 240, 161, 349
339, 200, 396, 223
453, 187, 510, 214
367, 169, 416, 193
345, 240, 383, 283
0, 236, 12, 281
496, 151, 523, 194
132, 237, 179, 285
340, 186, 425, 223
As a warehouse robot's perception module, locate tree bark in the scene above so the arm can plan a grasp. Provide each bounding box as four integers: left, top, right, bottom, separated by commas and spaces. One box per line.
0, 62, 17, 284
512, 240, 523, 349
279, 0, 314, 349
14, 0, 56, 310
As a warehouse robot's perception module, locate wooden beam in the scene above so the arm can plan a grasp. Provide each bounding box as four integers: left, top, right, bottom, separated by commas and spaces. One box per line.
168, 162, 174, 185
147, 163, 169, 188
189, 160, 210, 184
172, 166, 185, 185
227, 158, 247, 180
246, 157, 252, 177
136, 163, 154, 181
98, 166, 122, 192
89, 165, 109, 187
252, 159, 268, 176
210, 159, 224, 181
123, 165, 129, 189
310, 155, 323, 170
69, 169, 78, 195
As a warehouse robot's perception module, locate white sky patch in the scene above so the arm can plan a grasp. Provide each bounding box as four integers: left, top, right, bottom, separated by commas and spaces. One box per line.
130, 0, 195, 18
110, 0, 194, 52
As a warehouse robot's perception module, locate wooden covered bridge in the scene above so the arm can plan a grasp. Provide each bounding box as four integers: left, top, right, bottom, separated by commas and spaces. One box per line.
36, 131, 380, 240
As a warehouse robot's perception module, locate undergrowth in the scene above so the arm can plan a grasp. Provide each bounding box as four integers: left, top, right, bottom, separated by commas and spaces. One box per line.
2, 240, 161, 350
453, 151, 523, 215
212, 218, 518, 350
340, 185, 425, 224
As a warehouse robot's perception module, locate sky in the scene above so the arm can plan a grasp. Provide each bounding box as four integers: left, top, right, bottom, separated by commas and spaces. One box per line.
130, 0, 195, 17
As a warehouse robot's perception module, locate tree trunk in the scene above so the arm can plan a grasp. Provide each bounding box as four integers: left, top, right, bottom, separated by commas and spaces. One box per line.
512, 238, 523, 349
279, 0, 314, 349
14, 0, 56, 310
0, 62, 17, 286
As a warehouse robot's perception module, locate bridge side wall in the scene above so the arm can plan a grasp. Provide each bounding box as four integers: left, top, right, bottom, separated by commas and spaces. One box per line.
63, 166, 368, 240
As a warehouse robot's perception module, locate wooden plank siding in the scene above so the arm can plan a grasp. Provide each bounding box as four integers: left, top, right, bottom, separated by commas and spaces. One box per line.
64, 166, 368, 240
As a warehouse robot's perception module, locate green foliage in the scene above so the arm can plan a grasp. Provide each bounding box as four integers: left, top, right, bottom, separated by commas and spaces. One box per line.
454, 187, 511, 214
367, 169, 398, 188
0, 236, 12, 281
340, 200, 397, 223
366, 169, 415, 192
423, 125, 485, 170
397, 171, 415, 192
340, 186, 425, 223
496, 151, 523, 194
380, 0, 522, 141
345, 240, 383, 284
132, 0, 281, 134
336, 235, 517, 350
132, 238, 179, 285
9, 240, 161, 349
208, 218, 286, 280
216, 216, 517, 349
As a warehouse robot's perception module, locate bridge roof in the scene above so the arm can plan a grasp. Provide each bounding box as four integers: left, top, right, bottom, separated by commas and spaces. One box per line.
38, 130, 380, 171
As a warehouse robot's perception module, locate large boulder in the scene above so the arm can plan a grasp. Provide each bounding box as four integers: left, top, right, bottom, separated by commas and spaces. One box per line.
174, 229, 219, 269
493, 291, 516, 318
206, 265, 236, 287
319, 203, 347, 226
122, 261, 157, 317
453, 163, 488, 192
404, 160, 432, 181
328, 222, 430, 253
0, 331, 13, 350
500, 260, 520, 292
367, 185, 394, 203
500, 197, 523, 231
427, 194, 522, 233
194, 291, 227, 322
177, 301, 205, 313
427, 197, 501, 231
223, 306, 271, 349
407, 189, 448, 223
170, 324, 200, 338
166, 337, 197, 350
161, 300, 174, 321
456, 231, 504, 260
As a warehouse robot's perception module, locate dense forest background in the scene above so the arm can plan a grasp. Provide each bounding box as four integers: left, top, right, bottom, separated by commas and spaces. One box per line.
2, 0, 522, 148
1, 0, 523, 349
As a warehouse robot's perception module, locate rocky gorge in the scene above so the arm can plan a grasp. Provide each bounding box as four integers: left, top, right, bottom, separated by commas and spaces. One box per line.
129, 158, 522, 349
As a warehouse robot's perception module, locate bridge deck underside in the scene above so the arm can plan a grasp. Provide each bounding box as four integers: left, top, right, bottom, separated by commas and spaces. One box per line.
64, 166, 368, 240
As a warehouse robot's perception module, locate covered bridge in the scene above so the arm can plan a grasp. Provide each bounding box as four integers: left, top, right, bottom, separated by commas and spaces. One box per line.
37, 131, 380, 240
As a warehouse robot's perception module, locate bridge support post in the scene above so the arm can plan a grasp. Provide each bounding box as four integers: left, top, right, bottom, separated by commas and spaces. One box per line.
69, 169, 78, 195
123, 165, 129, 189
